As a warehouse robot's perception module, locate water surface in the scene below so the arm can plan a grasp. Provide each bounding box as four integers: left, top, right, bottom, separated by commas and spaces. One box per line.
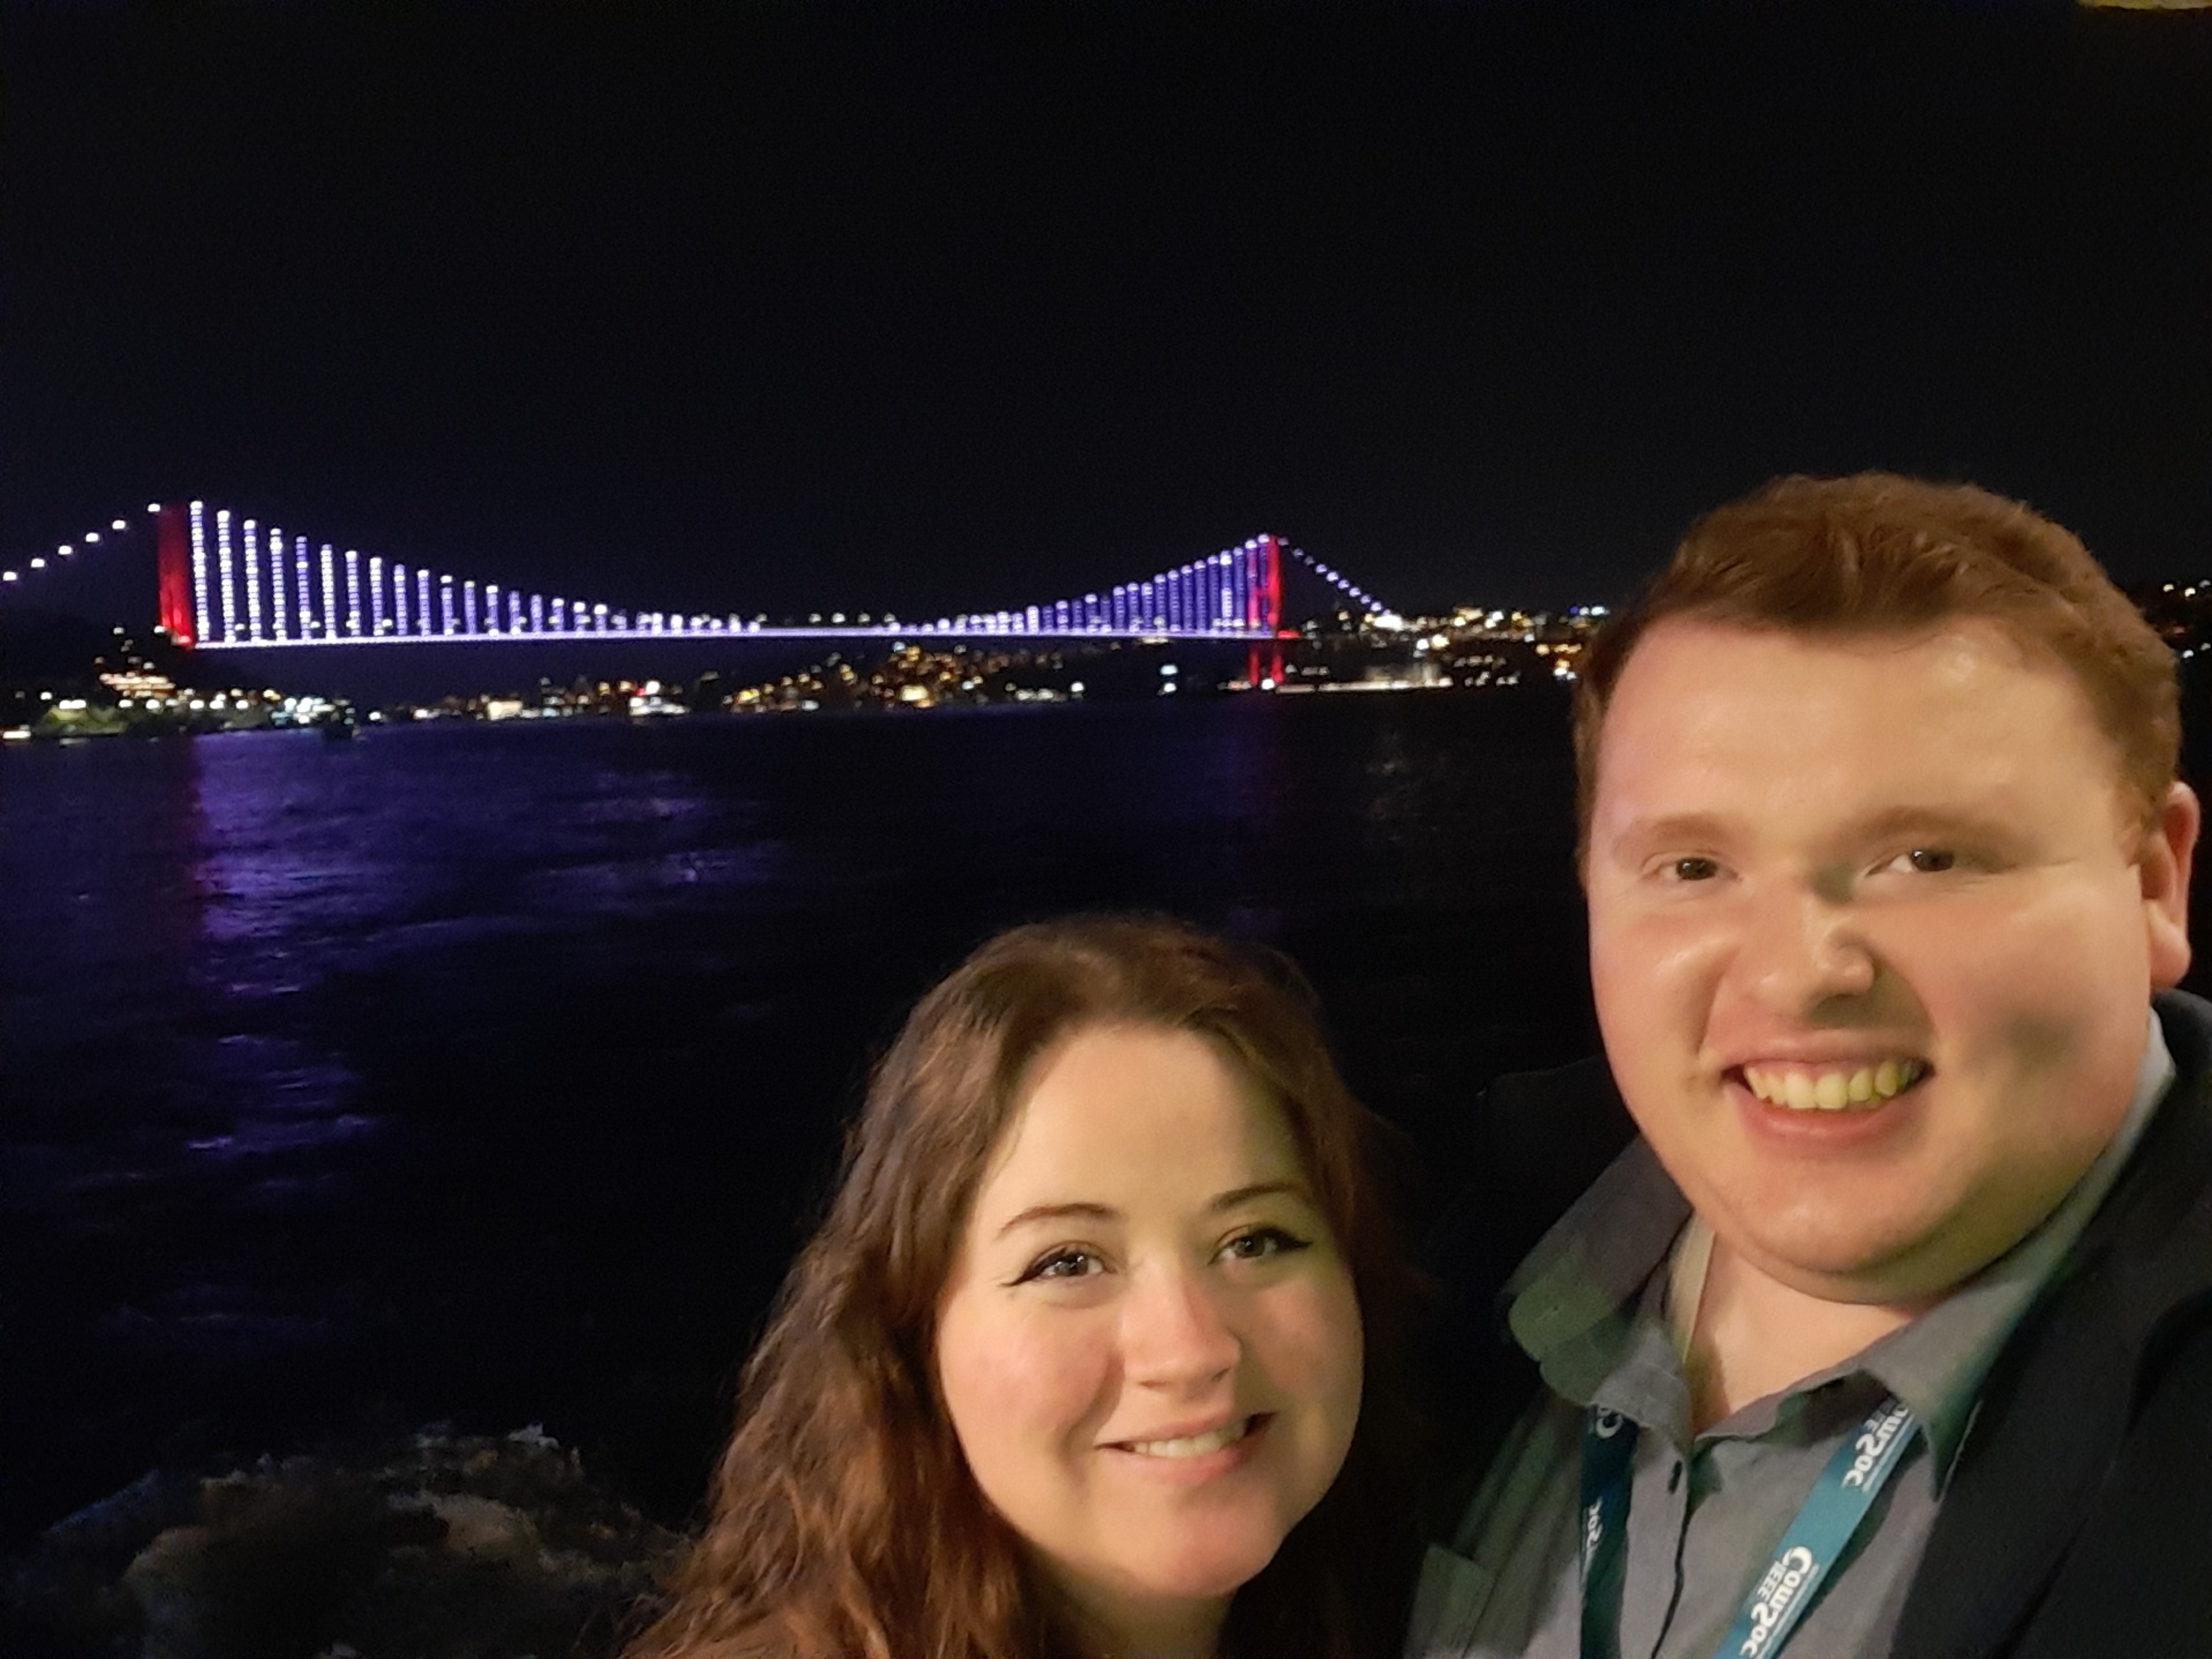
1, 694, 1595, 1539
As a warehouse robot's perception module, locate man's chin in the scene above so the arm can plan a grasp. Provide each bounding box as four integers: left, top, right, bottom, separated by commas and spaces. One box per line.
1710, 1205, 1976, 1306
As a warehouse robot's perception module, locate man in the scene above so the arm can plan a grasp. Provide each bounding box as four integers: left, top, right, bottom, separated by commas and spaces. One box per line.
1414, 474, 2212, 1658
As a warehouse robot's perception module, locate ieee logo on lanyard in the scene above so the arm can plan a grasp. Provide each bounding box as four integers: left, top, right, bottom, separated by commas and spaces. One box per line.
1578, 1395, 1919, 1659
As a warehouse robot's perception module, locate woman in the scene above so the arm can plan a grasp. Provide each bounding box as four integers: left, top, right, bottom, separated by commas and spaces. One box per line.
627, 915, 1419, 1659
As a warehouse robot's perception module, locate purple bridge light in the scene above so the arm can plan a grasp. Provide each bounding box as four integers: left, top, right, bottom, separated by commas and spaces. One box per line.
8, 500, 1395, 683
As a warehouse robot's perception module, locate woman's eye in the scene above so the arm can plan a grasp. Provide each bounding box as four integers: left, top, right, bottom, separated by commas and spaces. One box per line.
1221, 1226, 1311, 1263
1019, 1249, 1102, 1284
1669, 856, 1720, 882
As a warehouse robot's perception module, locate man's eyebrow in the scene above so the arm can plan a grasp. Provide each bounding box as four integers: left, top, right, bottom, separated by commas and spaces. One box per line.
1609, 805, 2022, 859
1605, 812, 1734, 856
1846, 805, 2018, 843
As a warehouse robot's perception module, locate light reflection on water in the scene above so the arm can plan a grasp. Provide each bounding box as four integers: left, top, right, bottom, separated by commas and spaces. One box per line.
1, 696, 1590, 1538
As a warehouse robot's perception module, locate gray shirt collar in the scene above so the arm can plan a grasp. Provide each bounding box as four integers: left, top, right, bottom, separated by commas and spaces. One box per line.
1503, 1012, 2176, 1476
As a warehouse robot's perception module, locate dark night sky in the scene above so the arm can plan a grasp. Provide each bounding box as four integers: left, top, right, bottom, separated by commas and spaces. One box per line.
2, 1, 2207, 621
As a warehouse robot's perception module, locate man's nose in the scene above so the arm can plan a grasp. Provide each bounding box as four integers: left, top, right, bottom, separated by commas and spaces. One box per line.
1731, 875, 1877, 1012
1120, 1265, 1240, 1390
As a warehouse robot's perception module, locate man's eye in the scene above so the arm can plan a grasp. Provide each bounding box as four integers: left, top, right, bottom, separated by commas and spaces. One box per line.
1221, 1226, 1310, 1263
1019, 1249, 1102, 1283
1670, 857, 1720, 882
1890, 847, 1957, 873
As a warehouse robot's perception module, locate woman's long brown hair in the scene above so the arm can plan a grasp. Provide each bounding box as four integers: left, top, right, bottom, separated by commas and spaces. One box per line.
625, 914, 1421, 1659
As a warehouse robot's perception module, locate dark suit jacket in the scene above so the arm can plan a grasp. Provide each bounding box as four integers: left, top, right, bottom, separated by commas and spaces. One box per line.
1425, 989, 2212, 1658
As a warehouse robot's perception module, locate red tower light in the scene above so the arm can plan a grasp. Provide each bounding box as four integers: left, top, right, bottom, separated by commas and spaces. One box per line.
1245, 533, 1286, 688
154, 504, 194, 648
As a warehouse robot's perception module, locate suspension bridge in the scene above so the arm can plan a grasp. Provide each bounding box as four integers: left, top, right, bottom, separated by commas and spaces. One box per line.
2, 502, 1393, 687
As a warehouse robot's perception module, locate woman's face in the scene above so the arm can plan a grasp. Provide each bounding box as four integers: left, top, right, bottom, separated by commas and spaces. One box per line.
934, 1022, 1363, 1652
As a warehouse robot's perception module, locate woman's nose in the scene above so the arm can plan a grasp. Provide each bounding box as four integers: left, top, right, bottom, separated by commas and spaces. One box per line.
1120, 1266, 1239, 1389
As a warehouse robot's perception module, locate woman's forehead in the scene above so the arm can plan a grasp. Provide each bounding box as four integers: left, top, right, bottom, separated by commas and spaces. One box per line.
974, 1024, 1303, 1219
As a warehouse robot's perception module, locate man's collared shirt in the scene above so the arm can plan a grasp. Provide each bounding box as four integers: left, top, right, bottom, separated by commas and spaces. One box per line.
1409, 1015, 2174, 1659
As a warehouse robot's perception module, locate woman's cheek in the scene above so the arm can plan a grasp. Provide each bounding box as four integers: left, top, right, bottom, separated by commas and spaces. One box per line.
942, 1296, 1118, 1465
1261, 1267, 1365, 1447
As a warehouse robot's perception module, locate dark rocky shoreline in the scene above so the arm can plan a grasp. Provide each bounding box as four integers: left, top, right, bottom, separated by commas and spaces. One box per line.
2, 1427, 681, 1659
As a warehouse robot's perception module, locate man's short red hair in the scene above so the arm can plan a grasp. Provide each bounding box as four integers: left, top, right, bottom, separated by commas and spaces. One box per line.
1572, 473, 2180, 858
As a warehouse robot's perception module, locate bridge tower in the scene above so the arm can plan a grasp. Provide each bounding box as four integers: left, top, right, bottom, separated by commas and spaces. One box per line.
154, 504, 195, 648
1245, 532, 1287, 688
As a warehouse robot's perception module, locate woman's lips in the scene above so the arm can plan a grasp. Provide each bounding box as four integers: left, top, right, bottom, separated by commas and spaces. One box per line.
1102, 1414, 1274, 1480
1115, 1417, 1254, 1459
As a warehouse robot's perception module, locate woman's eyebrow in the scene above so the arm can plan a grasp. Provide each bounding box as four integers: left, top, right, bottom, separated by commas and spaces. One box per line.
1208, 1179, 1310, 1213
993, 1201, 1119, 1240
991, 1181, 1311, 1239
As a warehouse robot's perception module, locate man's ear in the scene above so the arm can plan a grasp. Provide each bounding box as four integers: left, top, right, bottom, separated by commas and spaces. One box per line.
2142, 781, 2199, 991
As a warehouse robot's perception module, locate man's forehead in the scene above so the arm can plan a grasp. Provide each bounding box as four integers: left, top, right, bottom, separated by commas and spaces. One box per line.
1593, 615, 2134, 819
1627, 611, 2043, 669
1603, 614, 2092, 725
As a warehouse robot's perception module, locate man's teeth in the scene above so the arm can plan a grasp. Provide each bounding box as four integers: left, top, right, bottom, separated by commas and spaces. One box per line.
1120, 1419, 1254, 1459
1742, 1059, 1926, 1111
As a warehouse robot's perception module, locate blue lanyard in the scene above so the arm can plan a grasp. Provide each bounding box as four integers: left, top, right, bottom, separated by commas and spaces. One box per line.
1579, 1408, 1638, 1659
1579, 1394, 1918, 1659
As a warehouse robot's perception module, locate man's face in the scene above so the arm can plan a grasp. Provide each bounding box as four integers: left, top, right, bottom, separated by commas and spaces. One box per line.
1585, 617, 2196, 1304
